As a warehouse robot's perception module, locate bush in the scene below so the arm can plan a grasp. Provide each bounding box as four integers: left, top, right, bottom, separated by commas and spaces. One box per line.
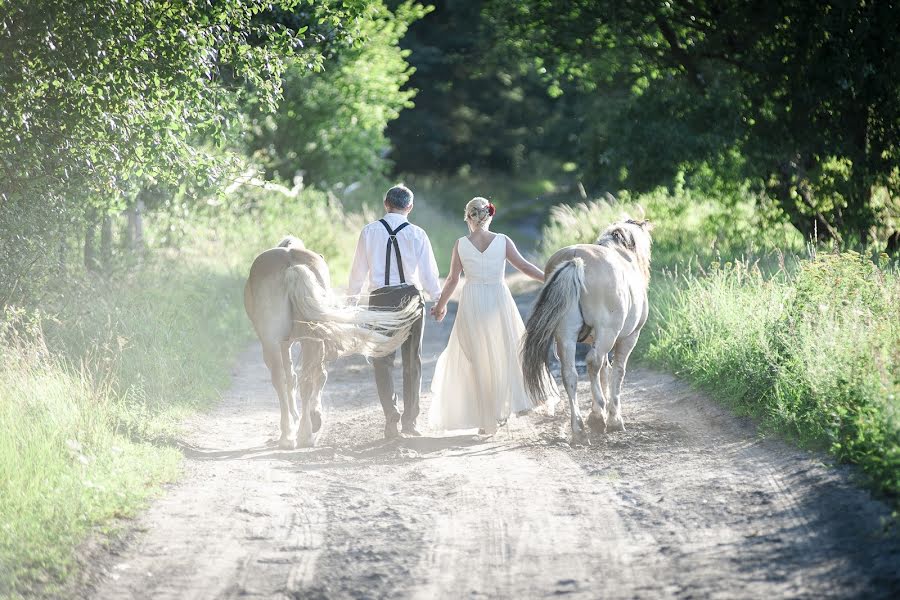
539, 184, 803, 269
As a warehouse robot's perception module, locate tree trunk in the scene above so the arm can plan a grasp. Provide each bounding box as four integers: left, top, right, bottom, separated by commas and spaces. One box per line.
132, 198, 145, 253
84, 218, 98, 272
57, 228, 67, 277
773, 158, 840, 244
100, 215, 112, 273
886, 230, 900, 256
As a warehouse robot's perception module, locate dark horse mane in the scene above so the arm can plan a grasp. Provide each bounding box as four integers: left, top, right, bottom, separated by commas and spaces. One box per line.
596, 219, 650, 252
595, 219, 653, 281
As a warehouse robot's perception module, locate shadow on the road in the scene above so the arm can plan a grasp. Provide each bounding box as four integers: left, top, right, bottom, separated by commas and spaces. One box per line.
170, 433, 526, 469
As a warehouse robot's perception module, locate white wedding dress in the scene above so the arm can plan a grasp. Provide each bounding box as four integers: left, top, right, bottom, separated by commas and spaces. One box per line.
429, 234, 558, 432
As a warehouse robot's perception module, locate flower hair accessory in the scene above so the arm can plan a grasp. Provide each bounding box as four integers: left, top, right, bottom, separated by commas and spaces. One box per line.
487, 202, 496, 217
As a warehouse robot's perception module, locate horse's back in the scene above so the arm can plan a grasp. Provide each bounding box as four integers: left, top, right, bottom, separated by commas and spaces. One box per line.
546, 243, 647, 333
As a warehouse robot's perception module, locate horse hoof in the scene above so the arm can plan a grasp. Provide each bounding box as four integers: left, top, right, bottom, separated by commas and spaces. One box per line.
311, 411, 322, 433
587, 411, 607, 433
297, 420, 316, 448
569, 434, 591, 447
607, 416, 626, 433
277, 437, 297, 450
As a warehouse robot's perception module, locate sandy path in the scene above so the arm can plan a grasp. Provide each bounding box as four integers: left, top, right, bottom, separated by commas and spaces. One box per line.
84, 282, 900, 599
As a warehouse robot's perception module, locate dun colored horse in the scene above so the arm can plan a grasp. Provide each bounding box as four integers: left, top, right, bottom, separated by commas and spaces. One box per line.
244, 236, 420, 448
522, 219, 653, 443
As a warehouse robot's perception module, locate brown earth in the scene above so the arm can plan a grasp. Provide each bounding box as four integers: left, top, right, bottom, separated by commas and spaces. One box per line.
78, 280, 900, 599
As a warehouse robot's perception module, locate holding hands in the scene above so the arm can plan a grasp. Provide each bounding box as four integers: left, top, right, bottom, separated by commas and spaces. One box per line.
430, 302, 447, 322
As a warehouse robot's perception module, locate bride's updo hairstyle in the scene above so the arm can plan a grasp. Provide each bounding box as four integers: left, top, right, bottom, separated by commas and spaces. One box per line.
464, 197, 495, 230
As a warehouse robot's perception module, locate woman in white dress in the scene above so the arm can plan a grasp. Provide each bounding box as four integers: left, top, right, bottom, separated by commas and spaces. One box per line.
429, 197, 558, 434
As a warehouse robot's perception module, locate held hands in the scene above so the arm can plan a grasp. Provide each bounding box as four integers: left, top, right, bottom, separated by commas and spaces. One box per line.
430, 303, 447, 322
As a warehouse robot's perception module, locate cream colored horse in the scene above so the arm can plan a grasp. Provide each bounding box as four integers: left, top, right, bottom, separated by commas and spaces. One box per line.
522, 219, 652, 443
244, 236, 421, 448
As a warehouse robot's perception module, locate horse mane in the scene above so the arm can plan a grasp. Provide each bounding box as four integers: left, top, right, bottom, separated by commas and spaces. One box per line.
596, 219, 653, 281
277, 236, 305, 249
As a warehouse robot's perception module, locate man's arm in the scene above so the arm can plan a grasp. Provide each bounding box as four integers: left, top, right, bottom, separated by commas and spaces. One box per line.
348, 230, 369, 297
418, 231, 443, 301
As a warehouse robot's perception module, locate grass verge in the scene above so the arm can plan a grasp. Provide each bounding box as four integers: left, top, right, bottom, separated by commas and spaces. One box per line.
646, 252, 900, 501
0, 183, 375, 597
0, 258, 248, 597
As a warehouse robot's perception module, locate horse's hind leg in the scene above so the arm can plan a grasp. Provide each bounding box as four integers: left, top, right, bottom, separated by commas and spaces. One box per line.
556, 310, 588, 445
263, 341, 296, 449
285, 341, 300, 422
608, 331, 640, 432
297, 338, 326, 447
586, 329, 618, 433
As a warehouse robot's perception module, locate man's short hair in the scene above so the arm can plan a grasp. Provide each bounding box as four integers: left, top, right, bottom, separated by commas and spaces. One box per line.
384, 184, 414, 210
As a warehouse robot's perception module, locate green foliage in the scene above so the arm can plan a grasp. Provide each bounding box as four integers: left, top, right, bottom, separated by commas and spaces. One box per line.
539, 184, 803, 269
0, 0, 387, 308
248, 1, 429, 186
456, 1, 900, 246
646, 253, 900, 500
385, 0, 578, 175
0, 0, 309, 201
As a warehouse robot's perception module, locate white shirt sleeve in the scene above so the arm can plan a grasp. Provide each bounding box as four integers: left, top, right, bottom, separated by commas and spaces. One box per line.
348, 230, 369, 297
418, 231, 443, 301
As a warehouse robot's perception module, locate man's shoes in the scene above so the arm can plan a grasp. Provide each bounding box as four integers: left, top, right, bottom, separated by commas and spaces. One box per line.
384, 419, 400, 440
401, 425, 422, 437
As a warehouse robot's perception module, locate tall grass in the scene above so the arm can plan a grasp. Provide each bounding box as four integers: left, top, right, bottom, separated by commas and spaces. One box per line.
0, 259, 245, 597
539, 184, 803, 267
0, 183, 374, 597
647, 253, 900, 499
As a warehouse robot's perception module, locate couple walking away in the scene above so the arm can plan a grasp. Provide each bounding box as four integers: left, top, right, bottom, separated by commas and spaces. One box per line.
348, 184, 558, 439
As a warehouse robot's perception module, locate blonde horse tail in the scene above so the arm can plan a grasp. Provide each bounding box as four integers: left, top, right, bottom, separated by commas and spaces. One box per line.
521, 257, 586, 401
284, 265, 420, 359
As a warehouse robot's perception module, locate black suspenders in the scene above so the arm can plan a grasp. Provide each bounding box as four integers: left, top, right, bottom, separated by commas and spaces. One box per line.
378, 219, 411, 286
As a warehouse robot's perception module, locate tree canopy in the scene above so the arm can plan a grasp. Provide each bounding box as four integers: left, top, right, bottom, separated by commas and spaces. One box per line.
388, 0, 900, 246
503, 0, 900, 243
0, 0, 408, 304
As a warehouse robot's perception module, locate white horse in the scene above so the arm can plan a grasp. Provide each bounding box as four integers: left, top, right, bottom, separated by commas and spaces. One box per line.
244, 236, 421, 448
522, 219, 652, 443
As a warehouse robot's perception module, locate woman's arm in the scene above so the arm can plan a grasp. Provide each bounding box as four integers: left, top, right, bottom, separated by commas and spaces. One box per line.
431, 240, 463, 322
505, 235, 546, 281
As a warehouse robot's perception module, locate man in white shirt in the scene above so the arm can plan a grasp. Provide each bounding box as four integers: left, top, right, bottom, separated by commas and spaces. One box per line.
348, 184, 442, 439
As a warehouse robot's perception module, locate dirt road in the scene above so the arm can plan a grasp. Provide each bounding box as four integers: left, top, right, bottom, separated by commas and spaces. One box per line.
83, 283, 900, 599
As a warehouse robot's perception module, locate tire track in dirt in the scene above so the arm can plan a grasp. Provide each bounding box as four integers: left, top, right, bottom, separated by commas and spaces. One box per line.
81, 278, 900, 599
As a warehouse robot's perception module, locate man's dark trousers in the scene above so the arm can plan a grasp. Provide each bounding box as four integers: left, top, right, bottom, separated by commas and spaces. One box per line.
368, 284, 425, 429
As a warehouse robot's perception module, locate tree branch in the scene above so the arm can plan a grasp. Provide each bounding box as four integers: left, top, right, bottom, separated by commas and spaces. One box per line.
652, 12, 706, 92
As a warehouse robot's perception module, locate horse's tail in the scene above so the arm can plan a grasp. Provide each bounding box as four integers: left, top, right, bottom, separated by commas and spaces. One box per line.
284, 265, 420, 359
522, 257, 586, 401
